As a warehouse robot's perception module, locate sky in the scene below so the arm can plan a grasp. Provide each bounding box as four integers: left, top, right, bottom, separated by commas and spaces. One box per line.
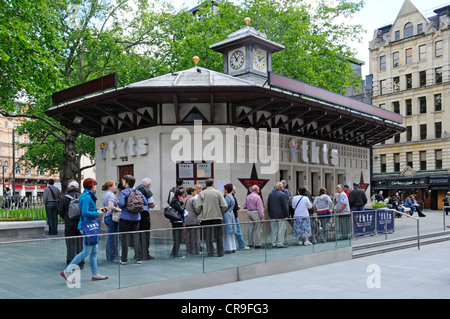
176, 0, 450, 76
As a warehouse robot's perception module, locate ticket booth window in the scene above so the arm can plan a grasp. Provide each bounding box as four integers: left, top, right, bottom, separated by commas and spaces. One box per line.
176, 162, 214, 188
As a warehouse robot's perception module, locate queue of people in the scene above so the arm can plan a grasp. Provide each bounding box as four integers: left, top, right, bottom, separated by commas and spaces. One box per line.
56, 174, 378, 285
59, 175, 155, 284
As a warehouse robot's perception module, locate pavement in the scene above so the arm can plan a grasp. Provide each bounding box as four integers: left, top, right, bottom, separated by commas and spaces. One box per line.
150, 209, 450, 299
1, 209, 450, 299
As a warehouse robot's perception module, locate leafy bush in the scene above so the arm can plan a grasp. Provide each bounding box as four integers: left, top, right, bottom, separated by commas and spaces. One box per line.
371, 200, 387, 209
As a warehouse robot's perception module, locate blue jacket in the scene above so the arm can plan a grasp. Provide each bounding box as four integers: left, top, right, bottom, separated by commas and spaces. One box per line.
78, 189, 99, 230
119, 187, 148, 221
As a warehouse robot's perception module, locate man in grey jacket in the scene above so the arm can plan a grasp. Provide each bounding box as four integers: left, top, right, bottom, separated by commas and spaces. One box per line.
196, 179, 228, 257
43, 179, 61, 235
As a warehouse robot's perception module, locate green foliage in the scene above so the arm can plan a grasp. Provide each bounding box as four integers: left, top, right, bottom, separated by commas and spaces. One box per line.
371, 200, 387, 209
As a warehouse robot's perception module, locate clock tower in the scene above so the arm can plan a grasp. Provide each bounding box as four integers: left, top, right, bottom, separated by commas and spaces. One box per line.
210, 17, 284, 85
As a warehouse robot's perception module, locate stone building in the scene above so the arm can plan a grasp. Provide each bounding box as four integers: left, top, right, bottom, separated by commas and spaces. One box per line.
369, 0, 450, 209
0, 116, 60, 197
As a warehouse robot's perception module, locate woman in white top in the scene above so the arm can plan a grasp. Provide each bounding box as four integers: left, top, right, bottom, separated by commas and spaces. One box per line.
291, 187, 313, 246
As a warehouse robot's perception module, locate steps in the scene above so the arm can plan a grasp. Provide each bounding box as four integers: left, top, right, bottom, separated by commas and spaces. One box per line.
352, 231, 450, 258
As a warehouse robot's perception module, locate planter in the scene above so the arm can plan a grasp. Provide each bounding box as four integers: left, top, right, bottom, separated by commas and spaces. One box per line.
0, 220, 47, 241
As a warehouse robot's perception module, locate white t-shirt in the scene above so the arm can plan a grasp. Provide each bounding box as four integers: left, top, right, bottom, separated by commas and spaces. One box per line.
292, 195, 312, 218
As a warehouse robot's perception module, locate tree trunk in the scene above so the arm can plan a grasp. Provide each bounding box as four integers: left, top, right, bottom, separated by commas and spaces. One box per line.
59, 129, 80, 192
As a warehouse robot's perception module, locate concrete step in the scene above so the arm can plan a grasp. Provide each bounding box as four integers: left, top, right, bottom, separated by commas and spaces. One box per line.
352, 231, 450, 259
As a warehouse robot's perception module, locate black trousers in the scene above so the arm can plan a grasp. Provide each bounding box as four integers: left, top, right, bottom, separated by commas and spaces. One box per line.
170, 222, 184, 257
139, 211, 151, 259
119, 219, 141, 262
201, 219, 223, 257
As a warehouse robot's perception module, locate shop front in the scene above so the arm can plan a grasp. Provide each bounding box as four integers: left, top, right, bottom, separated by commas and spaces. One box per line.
372, 175, 450, 210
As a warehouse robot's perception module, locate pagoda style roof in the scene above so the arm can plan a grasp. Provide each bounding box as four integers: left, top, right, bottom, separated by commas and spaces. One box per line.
46, 67, 405, 147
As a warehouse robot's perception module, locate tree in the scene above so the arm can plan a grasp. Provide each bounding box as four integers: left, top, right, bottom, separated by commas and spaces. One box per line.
159, 0, 365, 94
0, 0, 167, 190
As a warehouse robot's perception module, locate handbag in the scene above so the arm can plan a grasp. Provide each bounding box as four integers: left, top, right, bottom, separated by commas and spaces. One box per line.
81, 219, 102, 245
164, 206, 182, 222
112, 211, 121, 222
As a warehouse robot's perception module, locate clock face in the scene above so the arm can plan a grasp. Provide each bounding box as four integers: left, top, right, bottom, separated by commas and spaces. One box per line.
230, 50, 245, 70
253, 49, 266, 70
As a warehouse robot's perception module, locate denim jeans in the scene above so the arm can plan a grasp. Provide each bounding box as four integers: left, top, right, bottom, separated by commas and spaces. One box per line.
66, 244, 98, 275
45, 202, 59, 235
104, 214, 119, 261
234, 217, 247, 249
352, 206, 365, 212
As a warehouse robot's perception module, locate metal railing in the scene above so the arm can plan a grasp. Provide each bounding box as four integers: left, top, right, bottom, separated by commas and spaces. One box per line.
351, 209, 420, 250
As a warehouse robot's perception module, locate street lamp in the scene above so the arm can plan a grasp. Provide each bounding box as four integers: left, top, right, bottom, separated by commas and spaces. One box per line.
2, 161, 8, 200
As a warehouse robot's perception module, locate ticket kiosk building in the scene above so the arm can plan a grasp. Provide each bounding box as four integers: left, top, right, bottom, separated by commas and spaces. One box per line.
47, 20, 405, 227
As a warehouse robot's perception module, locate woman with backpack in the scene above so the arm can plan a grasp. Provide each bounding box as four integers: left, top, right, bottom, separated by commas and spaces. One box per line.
58, 180, 83, 269
118, 175, 148, 265
61, 178, 108, 282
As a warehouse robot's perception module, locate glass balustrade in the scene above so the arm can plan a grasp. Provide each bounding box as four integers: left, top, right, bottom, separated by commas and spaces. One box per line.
0, 214, 351, 299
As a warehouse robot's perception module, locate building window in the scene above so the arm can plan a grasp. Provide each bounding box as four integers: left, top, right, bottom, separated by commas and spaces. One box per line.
395, 30, 400, 41
435, 94, 442, 111
380, 155, 386, 173
380, 55, 386, 71
435, 122, 442, 138
436, 40, 443, 57
419, 45, 426, 61
380, 80, 386, 95
417, 23, 423, 34
420, 124, 427, 140
406, 152, 413, 168
393, 52, 399, 67
406, 126, 412, 141
393, 77, 400, 92
392, 101, 400, 114
394, 153, 400, 172
394, 133, 401, 143
419, 71, 426, 87
436, 150, 443, 170
420, 151, 427, 170
436, 67, 442, 84
404, 23, 413, 38
419, 97, 427, 113
406, 74, 412, 89
406, 48, 413, 64
406, 99, 412, 116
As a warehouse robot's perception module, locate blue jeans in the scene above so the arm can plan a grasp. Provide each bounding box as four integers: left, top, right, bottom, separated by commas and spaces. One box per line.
352, 206, 365, 212
45, 202, 58, 235
104, 214, 119, 261
66, 244, 98, 275
234, 217, 247, 249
